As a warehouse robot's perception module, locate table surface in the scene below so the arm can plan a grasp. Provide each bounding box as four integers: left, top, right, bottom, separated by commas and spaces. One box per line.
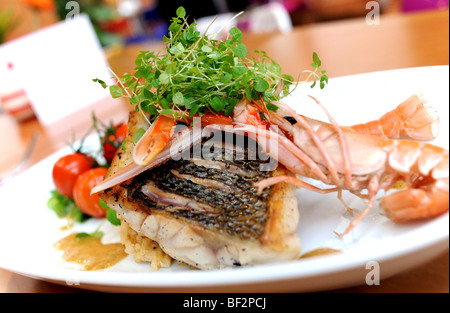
0, 9, 448, 293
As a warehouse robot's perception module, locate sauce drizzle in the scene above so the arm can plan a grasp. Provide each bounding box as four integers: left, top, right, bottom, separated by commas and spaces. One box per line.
54, 233, 127, 271
299, 247, 341, 259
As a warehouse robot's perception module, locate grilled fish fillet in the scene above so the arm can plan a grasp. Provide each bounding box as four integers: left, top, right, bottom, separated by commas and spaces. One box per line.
99, 111, 301, 269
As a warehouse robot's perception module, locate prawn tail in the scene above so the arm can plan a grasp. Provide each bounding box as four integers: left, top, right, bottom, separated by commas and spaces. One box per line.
350, 94, 439, 140
381, 141, 449, 222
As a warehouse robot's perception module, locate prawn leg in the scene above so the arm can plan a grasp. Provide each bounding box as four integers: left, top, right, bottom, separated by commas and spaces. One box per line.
254, 175, 338, 195
235, 97, 449, 236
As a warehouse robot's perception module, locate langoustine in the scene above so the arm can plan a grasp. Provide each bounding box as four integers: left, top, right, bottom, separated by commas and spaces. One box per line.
92, 94, 449, 237
239, 94, 448, 236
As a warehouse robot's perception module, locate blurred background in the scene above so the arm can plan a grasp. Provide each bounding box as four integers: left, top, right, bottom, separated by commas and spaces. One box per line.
0, 0, 448, 117
1, 0, 449, 47
1, 0, 448, 116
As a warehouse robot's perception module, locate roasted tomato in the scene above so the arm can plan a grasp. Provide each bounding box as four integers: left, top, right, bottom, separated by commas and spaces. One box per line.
52, 153, 93, 198
73, 167, 108, 218
102, 123, 127, 164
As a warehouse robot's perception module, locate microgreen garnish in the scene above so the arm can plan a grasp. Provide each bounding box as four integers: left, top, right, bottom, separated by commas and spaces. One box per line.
47, 190, 89, 228
309, 52, 328, 89
94, 7, 328, 123
76, 229, 103, 239
75, 222, 104, 239
74, 200, 120, 238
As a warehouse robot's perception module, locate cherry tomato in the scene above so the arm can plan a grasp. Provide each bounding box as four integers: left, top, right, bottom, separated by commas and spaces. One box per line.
73, 167, 108, 218
52, 153, 93, 198
102, 123, 127, 164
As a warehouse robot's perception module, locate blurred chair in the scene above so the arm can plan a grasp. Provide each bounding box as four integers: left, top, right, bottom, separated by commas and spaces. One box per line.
196, 1, 293, 38
196, 13, 237, 39
247, 2, 293, 33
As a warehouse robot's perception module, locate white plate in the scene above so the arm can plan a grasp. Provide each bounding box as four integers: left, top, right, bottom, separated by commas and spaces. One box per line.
0, 66, 448, 293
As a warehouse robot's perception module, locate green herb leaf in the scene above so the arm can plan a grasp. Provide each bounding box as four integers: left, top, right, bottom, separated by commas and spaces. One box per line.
220, 72, 232, 84
232, 64, 248, 78
106, 208, 121, 226
134, 128, 146, 143
141, 102, 158, 115
47, 191, 70, 218
92, 78, 107, 89
165, 62, 178, 74
176, 6, 186, 18
201, 45, 212, 53
75, 232, 91, 238
254, 77, 269, 92
160, 98, 170, 109
47, 190, 87, 222
266, 102, 279, 112
312, 52, 321, 68
308, 52, 328, 90
100, 198, 121, 226
109, 85, 123, 98
233, 43, 247, 58
189, 103, 199, 118
229, 27, 243, 43
99, 198, 109, 209
76, 230, 103, 239
173, 92, 184, 105
159, 72, 170, 84
211, 96, 226, 112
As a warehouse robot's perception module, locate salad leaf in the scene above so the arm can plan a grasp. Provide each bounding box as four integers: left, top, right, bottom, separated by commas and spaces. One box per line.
47, 190, 90, 229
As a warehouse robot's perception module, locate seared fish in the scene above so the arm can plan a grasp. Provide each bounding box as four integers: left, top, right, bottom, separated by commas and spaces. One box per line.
100, 111, 301, 269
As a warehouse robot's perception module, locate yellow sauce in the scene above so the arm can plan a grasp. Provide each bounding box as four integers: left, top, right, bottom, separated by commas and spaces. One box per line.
299, 247, 341, 259
54, 233, 127, 271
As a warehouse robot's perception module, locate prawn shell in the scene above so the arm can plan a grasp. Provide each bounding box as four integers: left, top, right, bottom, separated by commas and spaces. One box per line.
294, 121, 388, 176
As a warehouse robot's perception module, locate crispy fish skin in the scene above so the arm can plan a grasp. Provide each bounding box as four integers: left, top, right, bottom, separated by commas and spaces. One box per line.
99, 111, 301, 270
